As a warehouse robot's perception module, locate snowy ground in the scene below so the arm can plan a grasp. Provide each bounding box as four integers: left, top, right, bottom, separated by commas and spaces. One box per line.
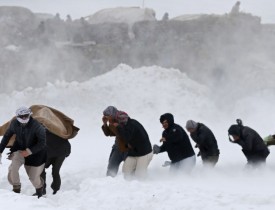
1, 64, 275, 209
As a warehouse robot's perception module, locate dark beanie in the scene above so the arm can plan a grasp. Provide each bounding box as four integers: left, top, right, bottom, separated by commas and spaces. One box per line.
228, 125, 241, 136
160, 113, 174, 125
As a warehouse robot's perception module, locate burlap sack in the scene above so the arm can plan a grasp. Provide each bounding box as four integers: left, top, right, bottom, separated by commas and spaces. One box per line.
0, 105, 80, 147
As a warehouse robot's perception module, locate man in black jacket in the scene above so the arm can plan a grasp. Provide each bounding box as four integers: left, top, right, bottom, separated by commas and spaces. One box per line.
0, 106, 46, 198
153, 113, 196, 173
186, 120, 220, 167
114, 111, 153, 180
228, 120, 269, 166
36, 130, 71, 195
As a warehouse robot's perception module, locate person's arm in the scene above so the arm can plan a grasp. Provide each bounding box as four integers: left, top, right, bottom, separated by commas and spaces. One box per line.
0, 123, 15, 154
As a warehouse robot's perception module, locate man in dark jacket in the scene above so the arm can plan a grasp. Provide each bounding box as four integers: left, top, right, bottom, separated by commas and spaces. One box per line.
153, 113, 196, 173
0, 106, 46, 198
102, 106, 128, 177
114, 111, 153, 180
228, 120, 270, 166
186, 120, 220, 167
35, 130, 71, 196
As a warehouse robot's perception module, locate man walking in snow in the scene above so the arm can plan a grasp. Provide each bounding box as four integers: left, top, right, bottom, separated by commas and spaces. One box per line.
113, 111, 153, 180
228, 119, 269, 166
153, 113, 196, 173
0, 106, 46, 198
186, 120, 220, 167
102, 106, 128, 177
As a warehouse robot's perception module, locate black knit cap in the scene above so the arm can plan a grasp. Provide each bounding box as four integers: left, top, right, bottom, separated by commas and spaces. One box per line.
228, 125, 241, 136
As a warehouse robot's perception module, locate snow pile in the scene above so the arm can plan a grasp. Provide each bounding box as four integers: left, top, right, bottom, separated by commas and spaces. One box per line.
85, 7, 156, 26
0, 64, 275, 209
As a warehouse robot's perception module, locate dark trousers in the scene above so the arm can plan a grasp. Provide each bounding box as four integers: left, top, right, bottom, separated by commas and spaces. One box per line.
41, 155, 66, 194
107, 145, 128, 177
201, 155, 219, 167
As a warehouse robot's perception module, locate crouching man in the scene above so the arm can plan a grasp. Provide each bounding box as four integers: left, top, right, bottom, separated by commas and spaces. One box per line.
114, 111, 153, 180
0, 106, 46, 198
228, 119, 269, 167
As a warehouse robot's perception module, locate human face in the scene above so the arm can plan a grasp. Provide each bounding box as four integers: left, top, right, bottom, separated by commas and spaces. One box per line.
187, 128, 196, 133
17, 114, 30, 124
162, 120, 169, 129
229, 134, 240, 141
18, 114, 30, 119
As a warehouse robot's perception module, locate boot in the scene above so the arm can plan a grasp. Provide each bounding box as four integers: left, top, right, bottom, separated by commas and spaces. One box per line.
12, 185, 21, 193
35, 186, 44, 198
32, 187, 46, 196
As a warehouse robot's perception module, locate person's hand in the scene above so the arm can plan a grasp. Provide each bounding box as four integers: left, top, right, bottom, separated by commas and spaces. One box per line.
153, 144, 161, 154
20, 150, 30, 157
162, 161, 171, 167
102, 116, 108, 125
7, 152, 14, 160
113, 122, 119, 127
160, 137, 166, 142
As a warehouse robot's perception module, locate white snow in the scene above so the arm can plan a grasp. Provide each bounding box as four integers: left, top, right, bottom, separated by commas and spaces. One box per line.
85, 7, 156, 26
1, 64, 275, 209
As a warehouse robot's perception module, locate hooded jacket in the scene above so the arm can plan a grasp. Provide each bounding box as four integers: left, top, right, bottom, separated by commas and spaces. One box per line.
0, 117, 46, 166
159, 113, 195, 163
231, 126, 269, 161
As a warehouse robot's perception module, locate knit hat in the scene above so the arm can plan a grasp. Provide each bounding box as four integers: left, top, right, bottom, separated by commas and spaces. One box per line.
228, 125, 241, 136
103, 106, 118, 117
186, 120, 198, 129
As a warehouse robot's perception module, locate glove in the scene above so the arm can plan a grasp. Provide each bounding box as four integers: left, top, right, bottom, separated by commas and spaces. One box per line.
162, 161, 171, 167
7, 152, 14, 160
0, 153, 2, 164
102, 116, 108, 124
153, 144, 161, 154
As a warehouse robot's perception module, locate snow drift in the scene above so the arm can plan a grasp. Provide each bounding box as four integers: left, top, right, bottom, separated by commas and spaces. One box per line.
1, 64, 275, 210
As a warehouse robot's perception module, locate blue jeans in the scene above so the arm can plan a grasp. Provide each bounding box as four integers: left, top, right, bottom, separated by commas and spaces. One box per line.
107, 145, 128, 177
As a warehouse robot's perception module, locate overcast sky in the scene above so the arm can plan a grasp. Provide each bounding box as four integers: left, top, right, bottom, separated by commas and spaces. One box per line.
0, 0, 274, 23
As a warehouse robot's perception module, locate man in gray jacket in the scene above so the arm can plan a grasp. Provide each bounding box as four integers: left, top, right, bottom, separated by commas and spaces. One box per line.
0, 106, 46, 198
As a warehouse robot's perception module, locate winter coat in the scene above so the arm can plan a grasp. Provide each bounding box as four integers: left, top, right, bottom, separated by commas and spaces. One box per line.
190, 123, 220, 157
46, 130, 71, 158
102, 124, 128, 152
159, 113, 195, 163
160, 123, 195, 163
117, 118, 152, 157
0, 117, 47, 166
234, 126, 270, 162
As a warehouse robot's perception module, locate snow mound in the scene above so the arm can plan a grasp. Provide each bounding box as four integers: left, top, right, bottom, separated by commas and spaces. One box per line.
0, 64, 216, 124
85, 7, 157, 25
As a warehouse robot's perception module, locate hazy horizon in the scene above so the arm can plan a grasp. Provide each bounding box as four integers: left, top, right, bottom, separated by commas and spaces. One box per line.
0, 0, 274, 23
